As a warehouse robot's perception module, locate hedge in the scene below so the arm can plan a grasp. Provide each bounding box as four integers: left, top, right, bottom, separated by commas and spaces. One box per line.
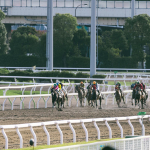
101, 57, 138, 68
0, 70, 106, 83
0, 55, 138, 69
0, 55, 46, 67
68, 56, 90, 68
146, 55, 150, 69
92, 75, 106, 84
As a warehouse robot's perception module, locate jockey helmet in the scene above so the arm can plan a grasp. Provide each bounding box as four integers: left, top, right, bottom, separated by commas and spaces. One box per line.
56, 82, 59, 86
93, 81, 96, 84
137, 81, 140, 84
117, 82, 120, 84
80, 81, 83, 84
54, 84, 56, 86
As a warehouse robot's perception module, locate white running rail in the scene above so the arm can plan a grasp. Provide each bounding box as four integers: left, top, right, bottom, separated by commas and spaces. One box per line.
0, 115, 149, 149
1, 88, 150, 111
1, 66, 150, 72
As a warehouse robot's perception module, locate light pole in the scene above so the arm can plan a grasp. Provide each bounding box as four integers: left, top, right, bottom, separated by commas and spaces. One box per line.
96, 0, 99, 67
46, 0, 53, 71
90, 0, 96, 77
75, 4, 87, 17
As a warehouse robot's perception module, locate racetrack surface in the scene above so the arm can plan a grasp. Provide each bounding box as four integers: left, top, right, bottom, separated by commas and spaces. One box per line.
0, 96, 150, 149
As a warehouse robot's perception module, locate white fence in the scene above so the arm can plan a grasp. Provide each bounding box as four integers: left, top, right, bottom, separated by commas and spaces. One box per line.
0, 75, 150, 85
0, 115, 149, 149
42, 136, 150, 150
1, 83, 150, 110
1, 67, 150, 72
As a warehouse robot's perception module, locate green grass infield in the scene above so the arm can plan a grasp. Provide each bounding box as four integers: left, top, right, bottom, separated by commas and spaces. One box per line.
7, 138, 121, 150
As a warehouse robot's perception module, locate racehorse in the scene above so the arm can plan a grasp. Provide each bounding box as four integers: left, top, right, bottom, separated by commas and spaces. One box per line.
52, 88, 65, 111
51, 88, 57, 108
115, 86, 125, 108
86, 85, 92, 106
135, 87, 146, 109
61, 89, 68, 106
75, 85, 85, 107
86, 85, 102, 109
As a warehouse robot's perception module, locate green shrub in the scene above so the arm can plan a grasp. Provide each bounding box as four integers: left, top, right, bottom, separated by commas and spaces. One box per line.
35, 71, 60, 83
57, 71, 75, 82
92, 75, 106, 84
8, 70, 33, 82
74, 72, 90, 83
0, 68, 9, 74
68, 57, 90, 68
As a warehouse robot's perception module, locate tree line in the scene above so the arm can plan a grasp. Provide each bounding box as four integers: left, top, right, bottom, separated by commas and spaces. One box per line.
0, 10, 150, 68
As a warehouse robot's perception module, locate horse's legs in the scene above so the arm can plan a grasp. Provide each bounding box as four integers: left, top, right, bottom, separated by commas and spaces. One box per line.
80, 99, 82, 107
66, 95, 68, 106
99, 97, 102, 109
122, 96, 125, 104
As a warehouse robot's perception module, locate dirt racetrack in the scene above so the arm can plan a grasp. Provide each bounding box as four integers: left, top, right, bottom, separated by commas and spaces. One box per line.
0, 95, 150, 149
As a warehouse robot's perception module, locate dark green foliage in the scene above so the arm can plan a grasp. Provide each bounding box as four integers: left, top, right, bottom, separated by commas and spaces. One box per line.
92, 75, 106, 84
68, 56, 90, 68
9, 32, 39, 55
73, 26, 89, 57
124, 14, 150, 68
0, 10, 8, 54
37, 33, 46, 57
54, 13, 77, 67
11, 26, 37, 36
0, 55, 46, 67
101, 57, 137, 68
35, 71, 60, 82
74, 72, 90, 83
0, 10, 5, 21
8, 70, 33, 82
111, 29, 128, 56
146, 55, 150, 69
0, 68, 9, 74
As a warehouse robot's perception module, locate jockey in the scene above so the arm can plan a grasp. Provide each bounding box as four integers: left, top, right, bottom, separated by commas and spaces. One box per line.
91, 81, 99, 99
92, 81, 99, 93
133, 81, 143, 90
131, 83, 135, 90
56, 82, 67, 94
115, 82, 121, 90
53, 83, 59, 93
115, 82, 122, 96
79, 81, 85, 96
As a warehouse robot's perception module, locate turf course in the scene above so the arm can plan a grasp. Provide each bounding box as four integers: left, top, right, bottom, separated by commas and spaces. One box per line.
7, 138, 121, 150
0, 90, 48, 96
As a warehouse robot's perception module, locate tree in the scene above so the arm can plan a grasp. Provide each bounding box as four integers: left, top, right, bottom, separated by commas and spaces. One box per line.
53, 13, 77, 67
99, 31, 121, 67
9, 32, 39, 55
73, 26, 88, 57
0, 10, 8, 54
37, 33, 46, 57
12, 26, 37, 36
124, 14, 150, 68
111, 29, 129, 56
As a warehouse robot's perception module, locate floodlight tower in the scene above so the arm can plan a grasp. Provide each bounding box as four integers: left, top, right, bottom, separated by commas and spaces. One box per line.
90, 0, 96, 77
46, 0, 53, 70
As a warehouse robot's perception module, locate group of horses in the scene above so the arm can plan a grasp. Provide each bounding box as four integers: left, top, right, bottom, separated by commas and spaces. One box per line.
75, 85, 103, 109
115, 85, 148, 109
51, 88, 68, 111
51, 85, 148, 111
131, 87, 148, 109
